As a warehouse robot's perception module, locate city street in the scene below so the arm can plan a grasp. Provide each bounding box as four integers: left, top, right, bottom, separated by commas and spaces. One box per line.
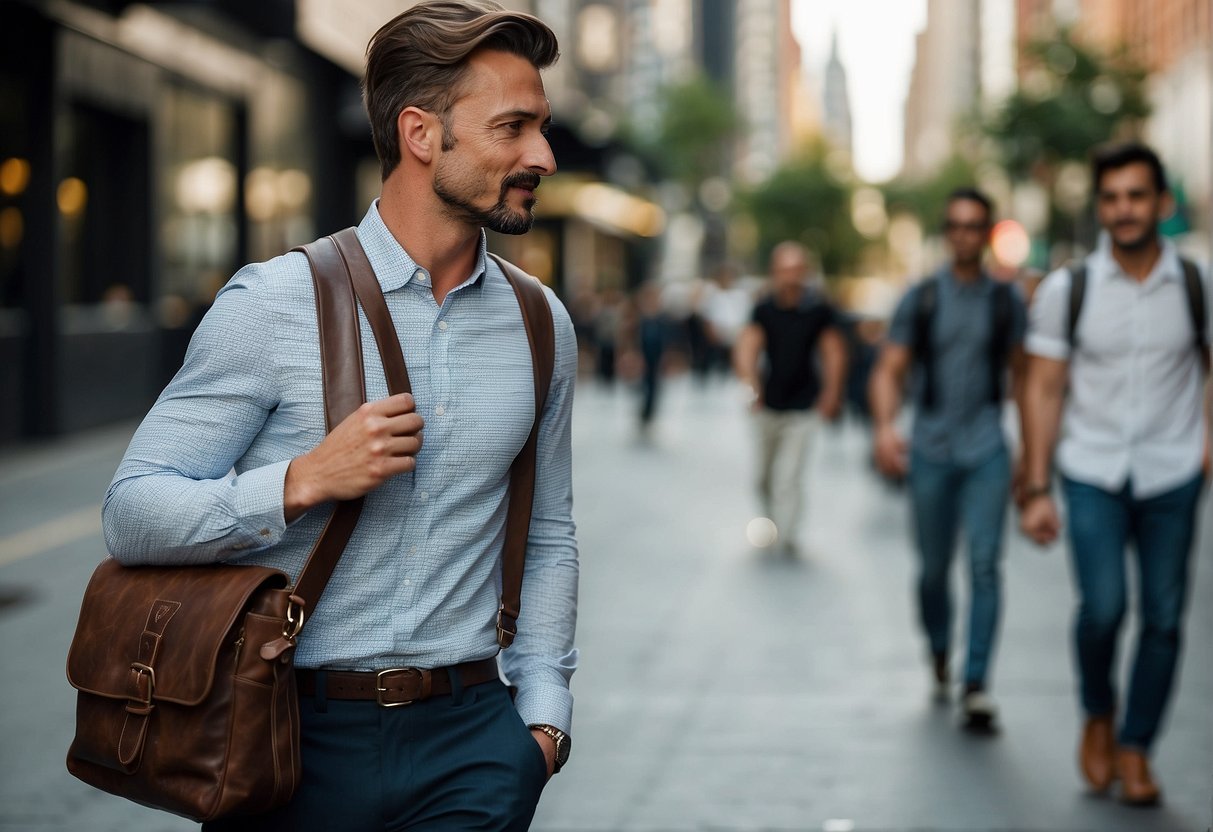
1, 376, 1210, 831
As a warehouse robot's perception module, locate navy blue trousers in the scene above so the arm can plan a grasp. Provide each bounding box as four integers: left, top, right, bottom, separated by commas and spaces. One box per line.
204, 677, 548, 831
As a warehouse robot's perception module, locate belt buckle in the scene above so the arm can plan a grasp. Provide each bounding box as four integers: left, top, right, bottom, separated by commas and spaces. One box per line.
375, 667, 424, 708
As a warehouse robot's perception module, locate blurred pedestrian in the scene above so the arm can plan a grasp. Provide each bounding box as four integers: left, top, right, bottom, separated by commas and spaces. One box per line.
633, 281, 672, 434
102, 2, 578, 829
733, 242, 847, 556
868, 188, 1027, 732
1019, 143, 1210, 805
705, 261, 754, 377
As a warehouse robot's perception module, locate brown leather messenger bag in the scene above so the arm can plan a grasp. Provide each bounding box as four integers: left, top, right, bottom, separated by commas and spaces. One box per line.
65, 228, 554, 822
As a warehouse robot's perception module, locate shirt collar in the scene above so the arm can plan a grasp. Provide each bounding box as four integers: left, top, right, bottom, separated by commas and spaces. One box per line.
938, 264, 991, 293
355, 200, 489, 293
1092, 230, 1182, 286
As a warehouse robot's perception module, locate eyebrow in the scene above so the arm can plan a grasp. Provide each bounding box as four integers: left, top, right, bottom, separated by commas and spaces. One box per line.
493, 109, 552, 126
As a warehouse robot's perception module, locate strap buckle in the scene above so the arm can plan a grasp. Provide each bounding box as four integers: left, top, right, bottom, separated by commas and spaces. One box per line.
375, 667, 427, 707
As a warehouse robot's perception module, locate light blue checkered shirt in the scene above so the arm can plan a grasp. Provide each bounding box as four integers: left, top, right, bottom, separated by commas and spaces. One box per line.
103, 202, 579, 731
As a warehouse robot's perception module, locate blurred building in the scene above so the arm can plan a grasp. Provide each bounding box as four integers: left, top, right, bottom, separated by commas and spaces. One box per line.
821, 30, 853, 160
0, 0, 675, 443
902, 0, 983, 176
1, 0, 375, 443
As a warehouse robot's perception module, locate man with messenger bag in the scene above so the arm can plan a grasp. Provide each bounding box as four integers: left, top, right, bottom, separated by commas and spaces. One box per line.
66, 2, 579, 829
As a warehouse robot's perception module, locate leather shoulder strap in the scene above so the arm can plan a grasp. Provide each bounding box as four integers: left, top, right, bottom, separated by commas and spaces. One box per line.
287, 230, 411, 614
487, 253, 555, 649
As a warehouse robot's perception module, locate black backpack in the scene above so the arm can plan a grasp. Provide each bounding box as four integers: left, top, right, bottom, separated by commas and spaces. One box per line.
911, 277, 1014, 411
1066, 258, 1210, 375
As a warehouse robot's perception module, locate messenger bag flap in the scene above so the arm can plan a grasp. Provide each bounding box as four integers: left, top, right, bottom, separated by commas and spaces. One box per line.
66, 557, 289, 706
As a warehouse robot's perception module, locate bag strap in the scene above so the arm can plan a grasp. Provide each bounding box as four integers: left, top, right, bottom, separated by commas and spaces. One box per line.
286, 232, 396, 614
911, 277, 939, 410
1067, 263, 1087, 351
488, 252, 555, 648
289, 232, 555, 649
1180, 258, 1210, 376
988, 281, 1013, 404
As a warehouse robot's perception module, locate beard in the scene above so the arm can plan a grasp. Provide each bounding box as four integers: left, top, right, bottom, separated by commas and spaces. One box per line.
1109, 219, 1156, 251
433, 167, 541, 236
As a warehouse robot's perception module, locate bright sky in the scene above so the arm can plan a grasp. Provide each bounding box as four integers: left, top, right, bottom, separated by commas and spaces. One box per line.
791, 0, 928, 183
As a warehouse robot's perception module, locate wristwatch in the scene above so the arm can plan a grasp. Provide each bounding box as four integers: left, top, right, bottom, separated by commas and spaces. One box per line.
529, 724, 571, 774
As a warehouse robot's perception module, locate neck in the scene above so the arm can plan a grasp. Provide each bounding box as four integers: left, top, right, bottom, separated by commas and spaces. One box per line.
951, 259, 982, 282
1110, 236, 1163, 282
378, 176, 481, 301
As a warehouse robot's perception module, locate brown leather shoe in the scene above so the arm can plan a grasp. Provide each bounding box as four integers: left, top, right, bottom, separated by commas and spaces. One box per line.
1116, 748, 1161, 806
1079, 714, 1116, 792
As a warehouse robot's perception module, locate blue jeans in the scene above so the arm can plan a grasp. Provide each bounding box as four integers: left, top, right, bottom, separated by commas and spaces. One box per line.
1061, 472, 1204, 751
909, 447, 1010, 687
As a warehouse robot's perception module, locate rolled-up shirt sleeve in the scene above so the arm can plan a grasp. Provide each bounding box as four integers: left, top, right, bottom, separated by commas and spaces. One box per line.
1025, 267, 1072, 361
499, 289, 580, 734
102, 266, 289, 565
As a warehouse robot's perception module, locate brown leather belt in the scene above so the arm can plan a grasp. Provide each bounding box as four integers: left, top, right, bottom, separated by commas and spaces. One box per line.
296, 658, 500, 707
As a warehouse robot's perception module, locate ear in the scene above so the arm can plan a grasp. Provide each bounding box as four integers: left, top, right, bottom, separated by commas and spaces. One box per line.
398, 106, 439, 166
1159, 190, 1176, 221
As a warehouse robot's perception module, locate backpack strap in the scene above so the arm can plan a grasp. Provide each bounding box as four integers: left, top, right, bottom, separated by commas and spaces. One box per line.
1067, 263, 1087, 351
988, 281, 1013, 404
488, 252, 555, 649
1180, 258, 1210, 376
911, 278, 939, 410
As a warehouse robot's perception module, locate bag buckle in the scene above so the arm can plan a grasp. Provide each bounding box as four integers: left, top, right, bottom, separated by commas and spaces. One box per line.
128, 662, 156, 710
375, 667, 427, 708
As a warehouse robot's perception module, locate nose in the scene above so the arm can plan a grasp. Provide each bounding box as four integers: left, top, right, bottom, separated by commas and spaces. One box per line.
526, 132, 556, 177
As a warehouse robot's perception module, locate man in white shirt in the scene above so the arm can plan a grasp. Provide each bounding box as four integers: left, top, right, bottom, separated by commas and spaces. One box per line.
1020, 143, 1210, 806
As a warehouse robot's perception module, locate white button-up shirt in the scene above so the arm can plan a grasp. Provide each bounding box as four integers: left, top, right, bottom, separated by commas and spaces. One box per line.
1026, 234, 1210, 498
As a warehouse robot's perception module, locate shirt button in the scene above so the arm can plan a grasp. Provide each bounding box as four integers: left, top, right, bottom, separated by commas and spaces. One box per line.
435, 405, 446, 416
259, 528, 270, 537
404, 579, 412, 586
409, 545, 418, 555
438, 320, 448, 331
419, 491, 429, 501
416, 270, 429, 283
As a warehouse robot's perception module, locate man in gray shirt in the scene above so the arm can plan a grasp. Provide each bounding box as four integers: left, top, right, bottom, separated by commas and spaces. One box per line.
869, 188, 1027, 732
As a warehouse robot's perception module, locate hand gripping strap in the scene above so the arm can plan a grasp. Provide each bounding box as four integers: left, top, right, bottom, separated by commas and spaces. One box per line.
288, 233, 391, 613
488, 253, 555, 648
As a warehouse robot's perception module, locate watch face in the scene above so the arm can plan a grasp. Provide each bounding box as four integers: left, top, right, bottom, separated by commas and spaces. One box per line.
554, 736, 571, 766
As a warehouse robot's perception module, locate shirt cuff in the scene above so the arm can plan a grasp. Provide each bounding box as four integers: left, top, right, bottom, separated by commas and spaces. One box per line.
1025, 332, 1070, 361
512, 681, 574, 735
224, 459, 291, 557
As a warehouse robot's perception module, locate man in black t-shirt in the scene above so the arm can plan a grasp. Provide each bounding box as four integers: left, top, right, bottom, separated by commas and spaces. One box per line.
734, 242, 847, 555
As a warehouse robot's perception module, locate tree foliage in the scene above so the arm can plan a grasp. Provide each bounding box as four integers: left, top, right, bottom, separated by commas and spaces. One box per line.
638, 75, 742, 188
741, 141, 864, 276
985, 28, 1149, 181
882, 154, 979, 230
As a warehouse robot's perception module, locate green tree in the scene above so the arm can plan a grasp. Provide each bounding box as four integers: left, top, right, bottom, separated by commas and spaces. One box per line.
741, 141, 863, 276
882, 154, 979, 231
985, 27, 1149, 249
627, 75, 742, 191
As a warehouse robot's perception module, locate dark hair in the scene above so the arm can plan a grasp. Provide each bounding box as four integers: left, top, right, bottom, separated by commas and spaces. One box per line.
363, 0, 560, 180
944, 187, 994, 226
1091, 142, 1167, 193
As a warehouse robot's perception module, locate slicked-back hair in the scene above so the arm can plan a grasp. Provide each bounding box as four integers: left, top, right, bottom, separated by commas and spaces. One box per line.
1091, 142, 1167, 194
945, 186, 994, 226
363, 0, 560, 180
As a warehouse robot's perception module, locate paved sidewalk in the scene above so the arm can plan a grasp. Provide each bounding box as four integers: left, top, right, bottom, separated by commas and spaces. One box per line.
1, 376, 1210, 831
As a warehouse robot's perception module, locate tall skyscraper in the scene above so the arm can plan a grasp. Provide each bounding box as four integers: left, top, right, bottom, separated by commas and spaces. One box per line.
821, 28, 853, 157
